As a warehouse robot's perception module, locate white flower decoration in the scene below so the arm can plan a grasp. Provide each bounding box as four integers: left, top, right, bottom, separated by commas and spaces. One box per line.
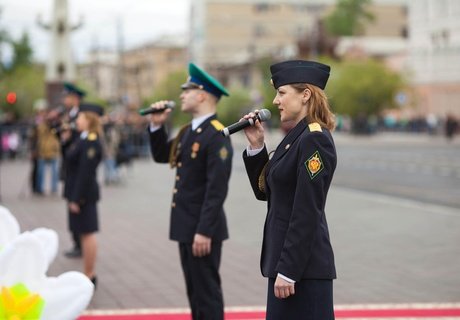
0, 205, 58, 267
0, 206, 94, 320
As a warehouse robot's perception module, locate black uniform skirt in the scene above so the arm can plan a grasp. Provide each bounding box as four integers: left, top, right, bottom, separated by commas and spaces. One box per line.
69, 202, 99, 234
266, 278, 334, 320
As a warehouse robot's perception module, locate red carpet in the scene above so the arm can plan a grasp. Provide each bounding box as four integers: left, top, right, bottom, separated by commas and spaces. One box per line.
79, 306, 460, 319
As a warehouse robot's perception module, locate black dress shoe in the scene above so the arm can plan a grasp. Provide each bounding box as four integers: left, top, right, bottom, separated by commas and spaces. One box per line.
64, 247, 82, 258
90, 276, 97, 289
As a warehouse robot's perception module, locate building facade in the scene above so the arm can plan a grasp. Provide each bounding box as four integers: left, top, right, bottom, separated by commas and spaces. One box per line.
190, 0, 408, 65
190, 0, 408, 90
407, 0, 460, 116
121, 35, 188, 106
79, 50, 120, 103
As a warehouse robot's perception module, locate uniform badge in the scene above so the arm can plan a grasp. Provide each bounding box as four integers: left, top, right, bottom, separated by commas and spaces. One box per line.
219, 146, 228, 160
191, 142, 200, 159
88, 133, 97, 141
87, 147, 96, 159
305, 150, 323, 179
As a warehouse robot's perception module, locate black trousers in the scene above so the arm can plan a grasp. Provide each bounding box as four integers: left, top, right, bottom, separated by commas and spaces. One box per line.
266, 278, 334, 320
179, 242, 224, 320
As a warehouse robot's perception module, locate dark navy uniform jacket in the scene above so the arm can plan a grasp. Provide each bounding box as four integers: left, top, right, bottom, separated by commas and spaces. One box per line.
148, 115, 233, 243
64, 132, 102, 204
243, 119, 336, 281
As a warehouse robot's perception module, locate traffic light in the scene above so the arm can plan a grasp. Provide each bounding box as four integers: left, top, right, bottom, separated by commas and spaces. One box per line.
6, 92, 17, 105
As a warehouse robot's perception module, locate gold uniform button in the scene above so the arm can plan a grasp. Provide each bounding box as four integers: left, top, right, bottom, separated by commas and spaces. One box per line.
177, 162, 182, 168
196, 127, 202, 133
176, 175, 180, 181
171, 202, 176, 208
173, 188, 178, 194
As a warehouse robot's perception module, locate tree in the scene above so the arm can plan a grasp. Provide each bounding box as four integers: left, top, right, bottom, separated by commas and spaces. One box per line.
0, 64, 46, 117
0, 8, 11, 75
216, 88, 252, 126
325, 0, 375, 36
0, 28, 43, 118
144, 69, 188, 126
256, 57, 282, 127
9, 32, 33, 71
326, 59, 405, 131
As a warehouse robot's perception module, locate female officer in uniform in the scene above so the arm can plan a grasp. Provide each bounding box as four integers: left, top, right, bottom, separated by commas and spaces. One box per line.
64, 103, 103, 286
242, 60, 336, 319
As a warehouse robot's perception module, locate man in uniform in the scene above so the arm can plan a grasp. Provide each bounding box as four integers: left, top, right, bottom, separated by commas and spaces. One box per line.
147, 63, 233, 320
57, 82, 86, 258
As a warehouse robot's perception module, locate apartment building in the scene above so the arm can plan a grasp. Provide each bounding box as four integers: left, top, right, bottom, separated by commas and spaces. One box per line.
407, 0, 460, 116
79, 50, 120, 103
190, 0, 408, 65
190, 0, 408, 90
121, 35, 188, 106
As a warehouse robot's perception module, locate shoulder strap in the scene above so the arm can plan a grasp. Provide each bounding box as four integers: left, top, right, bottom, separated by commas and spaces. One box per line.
308, 122, 322, 132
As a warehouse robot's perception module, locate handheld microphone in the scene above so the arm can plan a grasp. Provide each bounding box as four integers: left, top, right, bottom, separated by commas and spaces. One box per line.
138, 101, 176, 116
51, 121, 76, 134
221, 109, 271, 137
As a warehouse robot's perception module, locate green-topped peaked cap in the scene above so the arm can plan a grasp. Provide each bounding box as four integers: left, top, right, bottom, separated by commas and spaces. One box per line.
181, 63, 229, 99
63, 82, 86, 98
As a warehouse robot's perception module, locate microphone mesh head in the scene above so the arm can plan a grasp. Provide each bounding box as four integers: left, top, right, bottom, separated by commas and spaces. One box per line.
258, 109, 271, 121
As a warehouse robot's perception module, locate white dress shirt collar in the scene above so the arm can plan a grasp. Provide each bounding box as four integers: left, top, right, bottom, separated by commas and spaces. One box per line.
192, 113, 214, 131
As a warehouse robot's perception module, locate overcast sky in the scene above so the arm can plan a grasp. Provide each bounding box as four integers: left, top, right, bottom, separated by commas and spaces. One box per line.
0, 0, 190, 63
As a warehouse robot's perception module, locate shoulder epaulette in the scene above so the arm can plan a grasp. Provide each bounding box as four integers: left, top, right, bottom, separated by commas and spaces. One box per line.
211, 120, 225, 131
88, 133, 98, 141
308, 122, 322, 132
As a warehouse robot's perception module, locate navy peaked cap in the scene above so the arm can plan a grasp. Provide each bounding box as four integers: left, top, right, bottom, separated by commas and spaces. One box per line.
270, 60, 331, 90
79, 103, 104, 116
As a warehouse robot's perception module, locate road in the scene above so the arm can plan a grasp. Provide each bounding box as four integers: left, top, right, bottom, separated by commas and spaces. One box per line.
0, 131, 459, 312
332, 132, 460, 208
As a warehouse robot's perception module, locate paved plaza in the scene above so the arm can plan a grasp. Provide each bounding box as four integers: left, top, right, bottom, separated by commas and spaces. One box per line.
1, 132, 459, 315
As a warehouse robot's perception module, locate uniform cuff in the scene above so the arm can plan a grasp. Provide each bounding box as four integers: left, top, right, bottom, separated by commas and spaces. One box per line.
149, 123, 161, 133
246, 144, 264, 156
277, 273, 295, 283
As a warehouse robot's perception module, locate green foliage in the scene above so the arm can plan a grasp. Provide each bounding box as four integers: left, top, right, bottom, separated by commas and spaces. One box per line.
216, 88, 252, 126
77, 82, 109, 109
0, 65, 45, 117
326, 59, 405, 117
144, 69, 188, 125
144, 69, 253, 127
325, 0, 375, 36
9, 32, 33, 71
0, 8, 10, 74
0, 28, 39, 118
256, 57, 281, 126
